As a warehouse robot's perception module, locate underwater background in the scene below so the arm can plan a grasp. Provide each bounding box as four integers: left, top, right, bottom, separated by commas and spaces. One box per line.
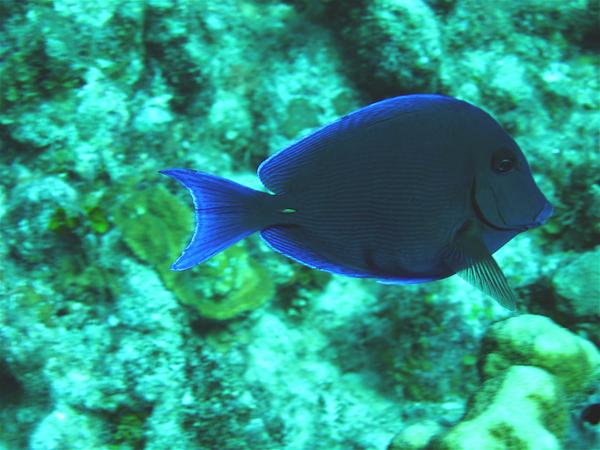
0, 0, 599, 449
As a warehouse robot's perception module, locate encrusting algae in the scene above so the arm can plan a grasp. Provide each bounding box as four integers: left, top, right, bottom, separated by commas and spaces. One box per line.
114, 185, 273, 320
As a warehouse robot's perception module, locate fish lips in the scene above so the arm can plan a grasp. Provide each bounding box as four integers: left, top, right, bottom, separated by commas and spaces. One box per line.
473, 175, 553, 232
525, 201, 554, 229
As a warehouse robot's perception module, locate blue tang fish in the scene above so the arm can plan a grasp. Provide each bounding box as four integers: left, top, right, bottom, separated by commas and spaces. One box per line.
161, 95, 553, 310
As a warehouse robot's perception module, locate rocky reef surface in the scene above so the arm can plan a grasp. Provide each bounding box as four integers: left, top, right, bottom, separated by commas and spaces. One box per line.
0, 1, 598, 449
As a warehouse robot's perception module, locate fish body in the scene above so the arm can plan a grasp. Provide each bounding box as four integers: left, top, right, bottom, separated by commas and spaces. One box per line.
161, 95, 553, 309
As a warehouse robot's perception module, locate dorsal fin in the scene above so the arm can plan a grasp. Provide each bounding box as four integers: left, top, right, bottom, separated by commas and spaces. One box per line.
257, 95, 452, 194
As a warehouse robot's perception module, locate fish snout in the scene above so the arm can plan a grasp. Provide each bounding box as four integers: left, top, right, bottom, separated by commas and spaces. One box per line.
535, 201, 554, 224
526, 201, 554, 229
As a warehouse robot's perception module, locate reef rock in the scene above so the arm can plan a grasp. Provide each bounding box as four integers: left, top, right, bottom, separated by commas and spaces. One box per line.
552, 246, 600, 321
482, 314, 600, 394
388, 314, 600, 450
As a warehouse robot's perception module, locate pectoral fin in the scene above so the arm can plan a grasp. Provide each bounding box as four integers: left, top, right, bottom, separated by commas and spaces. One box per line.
445, 219, 517, 310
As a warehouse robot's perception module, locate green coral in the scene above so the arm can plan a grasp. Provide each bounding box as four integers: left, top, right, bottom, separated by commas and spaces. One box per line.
489, 423, 527, 450
0, 6, 84, 112
437, 366, 566, 450
48, 207, 81, 234
85, 205, 111, 234
109, 411, 147, 450
113, 185, 191, 268
114, 185, 274, 320
163, 241, 274, 321
388, 315, 599, 450
481, 314, 600, 394
48, 203, 110, 235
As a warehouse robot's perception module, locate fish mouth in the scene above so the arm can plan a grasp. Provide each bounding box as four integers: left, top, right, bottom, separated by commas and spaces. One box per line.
523, 201, 554, 230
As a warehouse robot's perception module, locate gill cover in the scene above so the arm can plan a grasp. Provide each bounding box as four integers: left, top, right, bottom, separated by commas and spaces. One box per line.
473, 168, 550, 231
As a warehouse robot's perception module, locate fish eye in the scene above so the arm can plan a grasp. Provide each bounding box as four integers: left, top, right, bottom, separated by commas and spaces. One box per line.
492, 149, 517, 174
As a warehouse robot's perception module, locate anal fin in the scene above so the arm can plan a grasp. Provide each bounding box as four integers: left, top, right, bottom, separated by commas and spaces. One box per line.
260, 225, 372, 278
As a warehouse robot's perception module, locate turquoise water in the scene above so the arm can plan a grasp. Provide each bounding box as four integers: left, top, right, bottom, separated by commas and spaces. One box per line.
0, 1, 598, 449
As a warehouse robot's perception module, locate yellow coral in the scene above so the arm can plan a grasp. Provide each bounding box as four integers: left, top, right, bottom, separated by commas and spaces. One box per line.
114, 185, 273, 321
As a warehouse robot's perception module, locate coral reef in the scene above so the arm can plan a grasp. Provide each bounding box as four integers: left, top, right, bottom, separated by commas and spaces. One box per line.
437, 365, 566, 450
113, 184, 274, 320
388, 314, 600, 450
552, 246, 600, 322
481, 314, 599, 395
0, 0, 598, 449
340, 0, 443, 96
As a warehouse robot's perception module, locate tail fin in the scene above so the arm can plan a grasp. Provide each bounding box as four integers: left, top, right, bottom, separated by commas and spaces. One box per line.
159, 169, 271, 270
